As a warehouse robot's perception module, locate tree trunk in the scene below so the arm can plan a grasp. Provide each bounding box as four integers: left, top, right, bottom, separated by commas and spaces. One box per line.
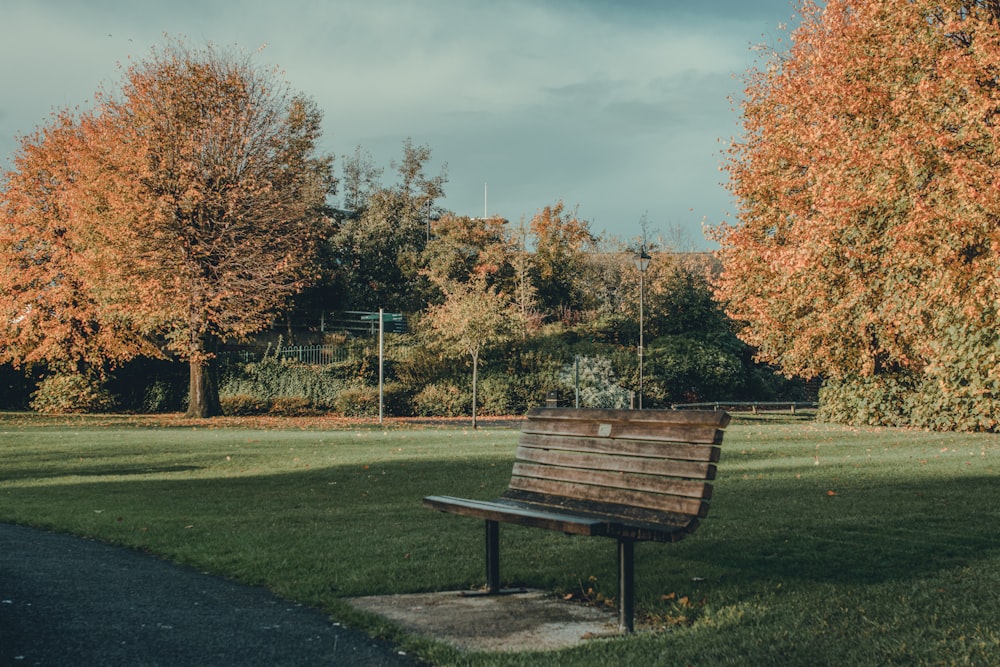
185, 355, 221, 418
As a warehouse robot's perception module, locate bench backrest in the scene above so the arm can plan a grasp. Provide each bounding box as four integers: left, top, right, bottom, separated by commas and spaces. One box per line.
503, 407, 729, 541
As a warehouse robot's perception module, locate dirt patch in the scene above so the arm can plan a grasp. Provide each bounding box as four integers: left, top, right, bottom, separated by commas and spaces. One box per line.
349, 590, 622, 653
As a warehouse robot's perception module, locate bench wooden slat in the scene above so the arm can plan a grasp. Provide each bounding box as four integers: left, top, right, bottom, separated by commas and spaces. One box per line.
499, 489, 700, 540
522, 418, 725, 445
506, 475, 710, 517
515, 446, 718, 481
528, 407, 731, 428
517, 433, 721, 463
425, 492, 698, 542
511, 460, 713, 500
422, 495, 611, 536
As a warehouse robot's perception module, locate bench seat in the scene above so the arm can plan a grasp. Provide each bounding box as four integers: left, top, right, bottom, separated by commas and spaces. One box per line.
423, 493, 698, 542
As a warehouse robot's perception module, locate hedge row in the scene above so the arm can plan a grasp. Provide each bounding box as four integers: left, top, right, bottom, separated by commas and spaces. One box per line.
818, 372, 1000, 432
1, 325, 808, 417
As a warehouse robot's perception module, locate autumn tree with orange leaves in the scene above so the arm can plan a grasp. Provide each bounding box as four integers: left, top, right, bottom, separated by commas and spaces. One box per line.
0, 112, 159, 378
714, 0, 1000, 430
530, 202, 596, 317
422, 268, 518, 430
422, 213, 514, 291
0, 41, 334, 417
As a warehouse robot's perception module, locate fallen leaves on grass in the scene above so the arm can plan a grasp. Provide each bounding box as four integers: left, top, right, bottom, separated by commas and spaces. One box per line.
561, 575, 615, 608
0, 412, 523, 432
648, 592, 704, 629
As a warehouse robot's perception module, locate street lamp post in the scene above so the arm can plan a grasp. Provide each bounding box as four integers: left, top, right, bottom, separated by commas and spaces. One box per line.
634, 247, 651, 410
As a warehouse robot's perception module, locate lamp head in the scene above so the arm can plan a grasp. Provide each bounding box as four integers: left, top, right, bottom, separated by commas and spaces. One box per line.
634, 247, 651, 272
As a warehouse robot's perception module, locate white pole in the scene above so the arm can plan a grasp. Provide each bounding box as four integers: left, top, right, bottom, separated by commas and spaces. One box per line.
484, 182, 488, 218
378, 308, 384, 424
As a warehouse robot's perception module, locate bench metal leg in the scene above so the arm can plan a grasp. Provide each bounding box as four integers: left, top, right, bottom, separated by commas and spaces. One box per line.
461, 520, 528, 597
618, 538, 635, 633
486, 519, 500, 593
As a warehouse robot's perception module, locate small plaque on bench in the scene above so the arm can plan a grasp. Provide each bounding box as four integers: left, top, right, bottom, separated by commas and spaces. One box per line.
597, 423, 612, 437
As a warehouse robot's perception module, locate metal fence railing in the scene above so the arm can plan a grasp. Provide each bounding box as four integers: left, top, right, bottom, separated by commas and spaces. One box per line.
672, 401, 818, 414
222, 344, 350, 366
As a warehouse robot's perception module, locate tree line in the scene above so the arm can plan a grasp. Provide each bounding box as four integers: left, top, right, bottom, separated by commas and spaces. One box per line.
0, 38, 804, 418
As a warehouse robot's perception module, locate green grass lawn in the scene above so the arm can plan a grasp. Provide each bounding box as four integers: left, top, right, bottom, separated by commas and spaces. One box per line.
2, 412, 1000, 666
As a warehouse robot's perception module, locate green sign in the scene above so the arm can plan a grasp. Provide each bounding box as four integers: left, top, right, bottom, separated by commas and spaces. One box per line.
359, 312, 407, 333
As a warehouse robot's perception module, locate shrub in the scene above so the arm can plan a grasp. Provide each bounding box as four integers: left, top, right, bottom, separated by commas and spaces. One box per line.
819, 368, 1000, 432
107, 357, 188, 413
558, 356, 630, 409
141, 379, 186, 413
392, 344, 450, 388
412, 382, 470, 417
477, 374, 516, 416
906, 322, 1000, 432
815, 318, 1000, 432
219, 357, 346, 411
381, 382, 413, 417
221, 394, 271, 416
30, 373, 117, 414
334, 385, 379, 417
491, 339, 567, 410
817, 374, 914, 427
644, 334, 745, 406
142, 381, 171, 413
326, 354, 381, 385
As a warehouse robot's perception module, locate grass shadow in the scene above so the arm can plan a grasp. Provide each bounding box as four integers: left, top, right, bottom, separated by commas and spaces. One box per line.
8, 455, 999, 592
686, 473, 1000, 586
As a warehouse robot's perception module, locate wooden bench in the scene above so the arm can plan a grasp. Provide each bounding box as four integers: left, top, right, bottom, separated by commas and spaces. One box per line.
423, 407, 730, 632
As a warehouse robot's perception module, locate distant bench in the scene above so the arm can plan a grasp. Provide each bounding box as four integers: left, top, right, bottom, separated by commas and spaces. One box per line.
423, 407, 730, 632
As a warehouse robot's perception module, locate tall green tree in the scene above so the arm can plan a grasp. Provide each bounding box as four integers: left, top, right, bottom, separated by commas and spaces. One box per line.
509, 217, 542, 335
327, 139, 446, 312
340, 145, 383, 211
641, 254, 752, 405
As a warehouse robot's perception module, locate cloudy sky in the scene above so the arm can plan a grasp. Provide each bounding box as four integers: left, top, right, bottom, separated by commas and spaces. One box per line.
1, 0, 796, 249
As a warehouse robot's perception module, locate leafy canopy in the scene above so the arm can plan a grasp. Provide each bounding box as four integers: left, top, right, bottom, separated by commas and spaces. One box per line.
0, 39, 335, 417
714, 0, 1000, 429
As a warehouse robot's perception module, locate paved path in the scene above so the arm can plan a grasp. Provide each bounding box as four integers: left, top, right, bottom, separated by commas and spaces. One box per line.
0, 523, 420, 666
